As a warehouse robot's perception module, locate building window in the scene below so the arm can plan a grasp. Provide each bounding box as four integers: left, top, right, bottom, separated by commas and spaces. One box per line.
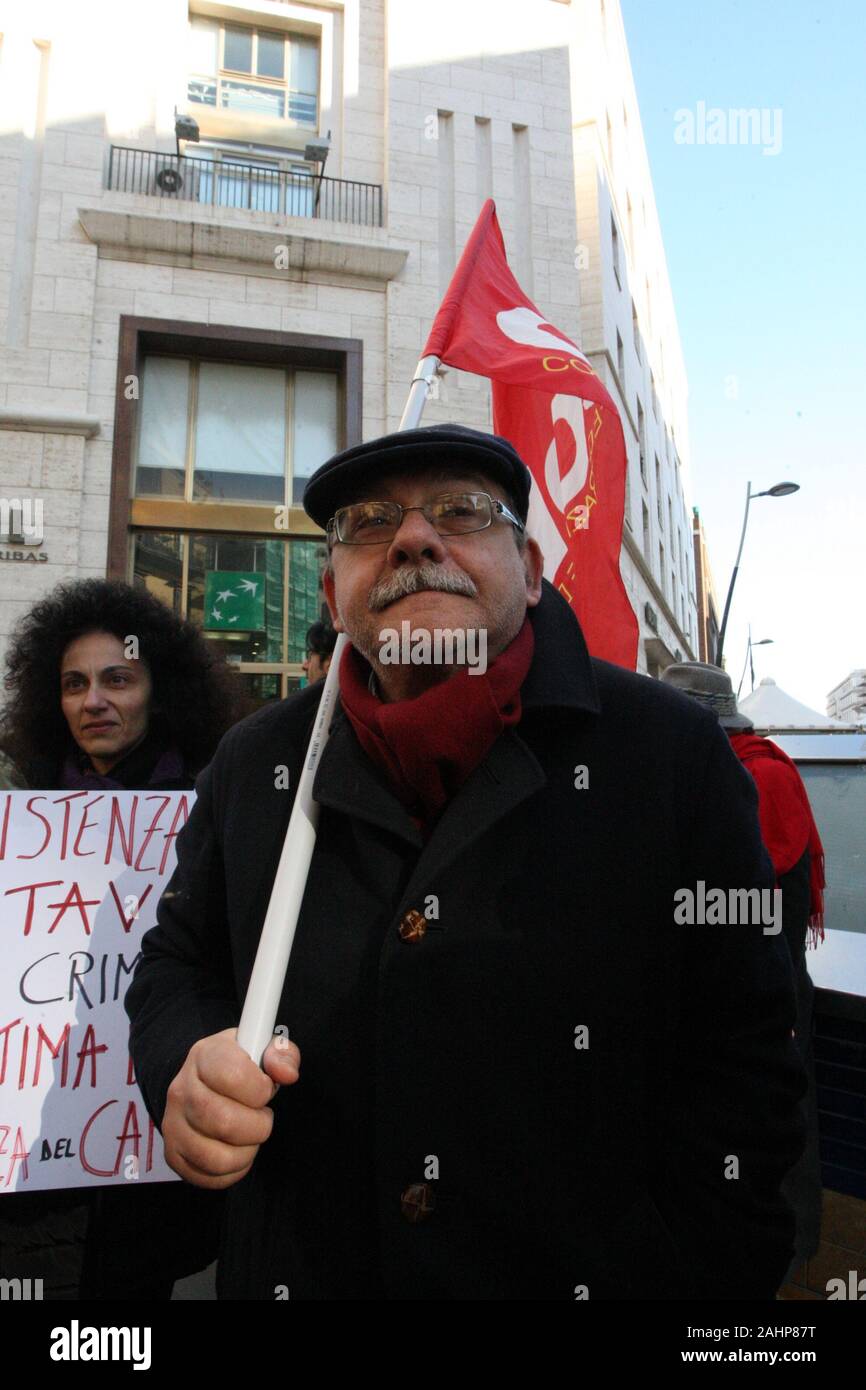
188, 16, 319, 126
131, 530, 327, 703
616, 328, 625, 383
131, 356, 337, 703
632, 298, 640, 361
642, 500, 651, 559
606, 112, 614, 173
626, 194, 634, 257
109, 318, 361, 706
181, 143, 317, 215
135, 357, 338, 506
611, 214, 621, 288
655, 454, 663, 526
659, 541, 666, 595
650, 370, 658, 420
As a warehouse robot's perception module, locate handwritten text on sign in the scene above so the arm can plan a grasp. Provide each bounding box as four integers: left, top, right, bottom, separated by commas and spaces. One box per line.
0, 790, 194, 1193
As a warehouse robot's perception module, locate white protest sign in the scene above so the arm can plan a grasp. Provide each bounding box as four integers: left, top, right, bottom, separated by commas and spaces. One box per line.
0, 789, 193, 1193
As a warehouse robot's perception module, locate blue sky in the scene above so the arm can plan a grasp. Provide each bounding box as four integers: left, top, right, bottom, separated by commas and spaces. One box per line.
619, 0, 865, 711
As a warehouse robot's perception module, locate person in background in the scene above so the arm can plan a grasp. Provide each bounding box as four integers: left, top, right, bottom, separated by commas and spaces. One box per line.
660, 660, 825, 1286
0, 577, 248, 1299
302, 620, 338, 685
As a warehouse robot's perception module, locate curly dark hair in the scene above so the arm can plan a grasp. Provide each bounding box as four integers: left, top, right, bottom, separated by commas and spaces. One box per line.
0, 578, 249, 778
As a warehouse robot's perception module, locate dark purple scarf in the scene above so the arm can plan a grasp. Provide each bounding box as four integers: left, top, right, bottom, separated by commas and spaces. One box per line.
59, 732, 187, 791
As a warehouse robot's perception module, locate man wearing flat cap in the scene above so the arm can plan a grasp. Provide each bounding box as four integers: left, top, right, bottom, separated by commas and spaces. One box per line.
127, 423, 806, 1301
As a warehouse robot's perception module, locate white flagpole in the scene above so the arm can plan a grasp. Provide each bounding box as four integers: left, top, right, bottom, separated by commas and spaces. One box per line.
398, 354, 441, 430
236, 353, 441, 1065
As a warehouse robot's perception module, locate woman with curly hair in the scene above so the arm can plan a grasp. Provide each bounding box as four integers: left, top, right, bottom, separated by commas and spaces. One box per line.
0, 577, 249, 1300
1, 577, 246, 789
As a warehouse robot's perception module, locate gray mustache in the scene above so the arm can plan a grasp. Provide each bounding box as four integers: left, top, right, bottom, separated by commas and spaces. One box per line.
368, 564, 478, 612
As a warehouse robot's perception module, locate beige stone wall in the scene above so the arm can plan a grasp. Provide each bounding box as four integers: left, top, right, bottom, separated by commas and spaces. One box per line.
383, 0, 579, 431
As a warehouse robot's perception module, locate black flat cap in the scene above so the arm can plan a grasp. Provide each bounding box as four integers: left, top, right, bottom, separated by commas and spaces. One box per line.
302, 422, 532, 529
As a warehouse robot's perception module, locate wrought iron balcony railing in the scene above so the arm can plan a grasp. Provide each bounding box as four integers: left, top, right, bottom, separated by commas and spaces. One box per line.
107, 145, 383, 229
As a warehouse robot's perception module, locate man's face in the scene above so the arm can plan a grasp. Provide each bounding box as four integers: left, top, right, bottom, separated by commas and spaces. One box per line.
322, 467, 543, 696
60, 631, 153, 774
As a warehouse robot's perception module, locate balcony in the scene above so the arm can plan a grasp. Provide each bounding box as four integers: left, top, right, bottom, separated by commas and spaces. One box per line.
82, 147, 404, 284
106, 145, 383, 229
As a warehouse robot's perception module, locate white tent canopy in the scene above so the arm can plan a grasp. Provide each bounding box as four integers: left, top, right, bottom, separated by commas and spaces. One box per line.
739, 677, 850, 732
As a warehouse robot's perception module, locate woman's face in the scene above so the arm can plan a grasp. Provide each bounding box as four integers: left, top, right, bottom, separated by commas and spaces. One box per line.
60, 631, 153, 774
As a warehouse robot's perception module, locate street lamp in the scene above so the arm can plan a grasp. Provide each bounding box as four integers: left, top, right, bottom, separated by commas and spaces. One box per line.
736, 626, 774, 700
714, 480, 799, 667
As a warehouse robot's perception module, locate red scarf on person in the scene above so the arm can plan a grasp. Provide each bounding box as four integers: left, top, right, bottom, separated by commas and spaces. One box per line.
729, 732, 826, 947
338, 617, 535, 837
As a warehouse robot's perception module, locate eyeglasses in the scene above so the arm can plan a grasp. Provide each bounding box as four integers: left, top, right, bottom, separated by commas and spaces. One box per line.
327, 491, 525, 545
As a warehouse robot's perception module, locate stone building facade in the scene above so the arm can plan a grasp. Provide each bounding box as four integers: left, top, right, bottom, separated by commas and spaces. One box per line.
0, 0, 696, 694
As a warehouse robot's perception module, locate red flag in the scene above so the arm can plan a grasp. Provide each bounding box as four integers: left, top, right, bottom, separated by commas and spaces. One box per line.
422, 199, 638, 669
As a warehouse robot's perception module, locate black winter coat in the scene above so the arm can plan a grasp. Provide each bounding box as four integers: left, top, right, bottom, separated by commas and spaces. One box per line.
126, 581, 807, 1301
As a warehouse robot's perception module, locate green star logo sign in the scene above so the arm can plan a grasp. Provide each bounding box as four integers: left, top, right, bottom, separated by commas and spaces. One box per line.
203, 571, 265, 631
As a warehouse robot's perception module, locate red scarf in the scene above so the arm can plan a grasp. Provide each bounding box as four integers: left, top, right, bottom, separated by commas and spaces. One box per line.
729, 732, 826, 946
338, 617, 535, 837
